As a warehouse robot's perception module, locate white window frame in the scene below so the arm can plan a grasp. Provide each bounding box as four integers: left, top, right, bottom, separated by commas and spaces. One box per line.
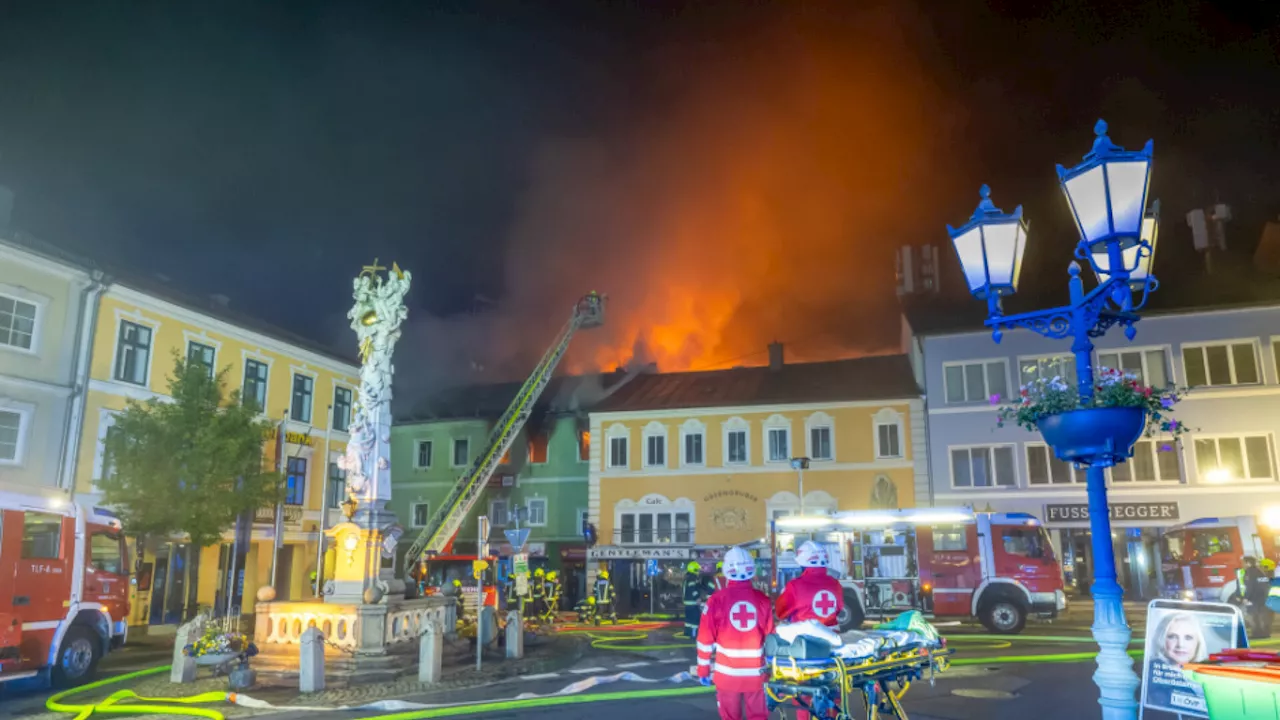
240, 353, 271, 414
489, 499, 510, 527
410, 502, 431, 528
765, 490, 837, 521
947, 444, 1018, 489
526, 497, 548, 527
1016, 353, 1077, 387
1096, 345, 1174, 388
1181, 338, 1264, 388
642, 421, 667, 469
577, 507, 589, 536
182, 330, 222, 377
0, 399, 36, 467
614, 494, 696, 545
91, 408, 121, 488
110, 310, 160, 388
415, 439, 433, 469
331, 383, 355, 434
1191, 432, 1277, 483
764, 414, 791, 464
1108, 438, 1182, 483
451, 437, 470, 468
872, 407, 904, 460
606, 423, 629, 469
941, 358, 1010, 405
723, 416, 750, 466
1024, 442, 1086, 486
804, 412, 835, 462
680, 418, 706, 468
289, 367, 318, 424
0, 284, 47, 356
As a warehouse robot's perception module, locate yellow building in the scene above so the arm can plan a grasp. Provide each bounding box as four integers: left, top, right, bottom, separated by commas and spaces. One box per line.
586, 347, 926, 601
73, 277, 359, 629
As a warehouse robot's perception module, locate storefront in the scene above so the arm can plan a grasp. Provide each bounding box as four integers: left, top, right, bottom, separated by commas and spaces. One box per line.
587, 545, 695, 616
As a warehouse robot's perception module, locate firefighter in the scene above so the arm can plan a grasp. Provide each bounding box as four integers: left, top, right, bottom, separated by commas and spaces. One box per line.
1244, 556, 1273, 638
696, 546, 774, 720
683, 561, 705, 638
527, 568, 546, 619
595, 569, 617, 623
776, 541, 846, 629
505, 573, 523, 614
713, 561, 729, 593
543, 570, 562, 621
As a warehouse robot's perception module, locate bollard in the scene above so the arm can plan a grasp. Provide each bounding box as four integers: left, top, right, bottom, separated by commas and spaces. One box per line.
505, 611, 524, 659
419, 620, 443, 684
170, 614, 205, 683
299, 627, 325, 693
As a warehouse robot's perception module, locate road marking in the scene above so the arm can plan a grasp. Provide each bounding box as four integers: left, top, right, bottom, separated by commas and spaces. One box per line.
518, 673, 562, 681
658, 657, 688, 663
616, 661, 652, 668
569, 666, 609, 674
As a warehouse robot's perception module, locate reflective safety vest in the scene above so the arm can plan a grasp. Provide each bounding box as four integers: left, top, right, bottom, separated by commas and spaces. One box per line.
531, 578, 545, 598
683, 573, 703, 607
695, 580, 775, 692
594, 579, 614, 603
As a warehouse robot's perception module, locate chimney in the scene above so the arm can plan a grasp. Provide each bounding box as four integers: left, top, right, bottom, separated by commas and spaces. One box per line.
768, 342, 784, 371
0, 186, 13, 233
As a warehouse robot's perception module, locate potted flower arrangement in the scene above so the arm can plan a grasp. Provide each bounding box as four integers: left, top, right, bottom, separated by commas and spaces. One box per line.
184, 624, 258, 672
995, 366, 1189, 466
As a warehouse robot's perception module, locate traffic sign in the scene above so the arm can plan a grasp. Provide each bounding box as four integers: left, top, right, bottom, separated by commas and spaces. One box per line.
472, 559, 489, 579
513, 553, 529, 576
646, 559, 661, 577
505, 527, 530, 550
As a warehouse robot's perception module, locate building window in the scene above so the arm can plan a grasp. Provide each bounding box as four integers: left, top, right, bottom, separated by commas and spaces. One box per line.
333, 387, 353, 432
243, 359, 268, 412
1019, 354, 1077, 388
1026, 444, 1085, 485
416, 440, 433, 468
726, 426, 748, 464
943, 360, 1008, 404
950, 445, 1016, 488
1097, 348, 1170, 388
489, 499, 509, 527
0, 409, 23, 463
644, 423, 666, 468
1194, 435, 1275, 483
99, 425, 122, 479
607, 426, 629, 469
684, 431, 704, 466
21, 512, 62, 559
1111, 439, 1180, 482
291, 374, 314, 423
767, 428, 790, 463
187, 341, 216, 377
452, 438, 470, 467
527, 498, 548, 526
617, 510, 693, 544
578, 430, 590, 462
284, 456, 307, 505
808, 427, 832, 461
0, 294, 38, 350
327, 460, 346, 508
527, 432, 549, 464
114, 321, 152, 386
1182, 341, 1261, 387
877, 424, 901, 459
411, 502, 430, 527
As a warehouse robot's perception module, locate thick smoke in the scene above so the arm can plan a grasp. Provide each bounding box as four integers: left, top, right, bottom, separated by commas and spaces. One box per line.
395, 3, 961, 400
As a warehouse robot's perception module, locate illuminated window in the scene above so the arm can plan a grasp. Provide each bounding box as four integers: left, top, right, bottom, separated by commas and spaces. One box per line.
1194, 435, 1274, 482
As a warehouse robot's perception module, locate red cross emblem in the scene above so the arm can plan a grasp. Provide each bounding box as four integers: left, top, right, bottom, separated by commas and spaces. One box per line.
729, 601, 758, 631
813, 590, 838, 618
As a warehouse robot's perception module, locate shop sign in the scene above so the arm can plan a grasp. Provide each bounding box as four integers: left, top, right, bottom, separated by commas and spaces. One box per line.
264, 428, 318, 447
587, 546, 695, 561
703, 489, 759, 503
559, 546, 587, 562
1044, 502, 1179, 523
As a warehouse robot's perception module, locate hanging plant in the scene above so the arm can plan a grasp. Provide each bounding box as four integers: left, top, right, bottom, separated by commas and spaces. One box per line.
994, 367, 1191, 439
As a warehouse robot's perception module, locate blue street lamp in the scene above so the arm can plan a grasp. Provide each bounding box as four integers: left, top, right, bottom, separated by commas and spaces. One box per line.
946, 120, 1157, 720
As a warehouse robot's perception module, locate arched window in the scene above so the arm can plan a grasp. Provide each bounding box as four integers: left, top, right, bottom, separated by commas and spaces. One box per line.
722, 416, 750, 466
614, 494, 696, 545
680, 418, 706, 467
642, 421, 668, 468
805, 411, 835, 462
872, 408, 905, 460
765, 490, 837, 521
763, 414, 792, 464
606, 423, 630, 469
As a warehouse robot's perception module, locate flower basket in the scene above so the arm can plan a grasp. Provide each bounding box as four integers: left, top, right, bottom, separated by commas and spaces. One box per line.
1035, 406, 1146, 467
194, 652, 241, 667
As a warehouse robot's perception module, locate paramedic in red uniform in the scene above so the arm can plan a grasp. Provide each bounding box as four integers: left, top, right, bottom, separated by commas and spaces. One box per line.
696, 546, 775, 720
776, 541, 845, 627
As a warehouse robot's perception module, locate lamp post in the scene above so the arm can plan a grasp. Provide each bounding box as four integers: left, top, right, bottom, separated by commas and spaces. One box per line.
946, 120, 1157, 720
790, 457, 811, 514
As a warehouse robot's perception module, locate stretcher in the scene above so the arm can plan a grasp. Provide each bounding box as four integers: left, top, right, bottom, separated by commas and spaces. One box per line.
764, 613, 952, 720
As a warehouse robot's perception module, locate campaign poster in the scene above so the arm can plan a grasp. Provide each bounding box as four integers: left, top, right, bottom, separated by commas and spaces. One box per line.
1140, 600, 1243, 718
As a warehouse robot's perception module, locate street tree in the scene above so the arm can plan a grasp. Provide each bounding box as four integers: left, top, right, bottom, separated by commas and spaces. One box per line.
101, 353, 282, 566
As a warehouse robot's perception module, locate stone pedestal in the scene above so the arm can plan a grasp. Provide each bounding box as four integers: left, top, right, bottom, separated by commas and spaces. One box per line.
419, 621, 443, 684
252, 595, 456, 688
505, 612, 523, 659
325, 513, 403, 604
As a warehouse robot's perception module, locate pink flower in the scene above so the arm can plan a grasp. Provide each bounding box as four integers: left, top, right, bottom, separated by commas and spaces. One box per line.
989, 394, 1001, 405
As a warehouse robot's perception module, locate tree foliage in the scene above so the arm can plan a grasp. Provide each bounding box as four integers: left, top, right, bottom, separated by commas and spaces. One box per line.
101, 353, 282, 549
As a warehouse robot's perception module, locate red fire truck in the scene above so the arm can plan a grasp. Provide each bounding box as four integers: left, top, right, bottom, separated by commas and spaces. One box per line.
1162, 516, 1277, 602
0, 490, 130, 686
770, 508, 1067, 634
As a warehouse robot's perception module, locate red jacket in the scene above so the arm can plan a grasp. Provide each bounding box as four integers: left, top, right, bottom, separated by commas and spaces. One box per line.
776, 567, 845, 626
696, 580, 775, 691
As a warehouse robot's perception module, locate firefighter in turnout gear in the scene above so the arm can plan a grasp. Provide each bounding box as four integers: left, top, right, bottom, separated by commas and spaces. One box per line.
542, 570, 562, 621
683, 560, 706, 637
595, 569, 617, 623
527, 567, 546, 619
696, 547, 774, 720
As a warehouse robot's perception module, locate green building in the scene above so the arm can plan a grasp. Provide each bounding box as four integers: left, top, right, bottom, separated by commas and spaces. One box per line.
391, 374, 631, 604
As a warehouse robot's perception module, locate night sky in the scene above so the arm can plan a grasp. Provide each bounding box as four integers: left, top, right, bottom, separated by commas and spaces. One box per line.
1, 1, 1277, 393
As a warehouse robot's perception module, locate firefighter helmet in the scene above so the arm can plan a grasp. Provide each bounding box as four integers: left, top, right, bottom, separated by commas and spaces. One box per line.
722, 547, 755, 582
535, 567, 545, 577
599, 570, 610, 581
547, 571, 558, 581
1263, 558, 1277, 572
687, 561, 700, 573
797, 541, 829, 568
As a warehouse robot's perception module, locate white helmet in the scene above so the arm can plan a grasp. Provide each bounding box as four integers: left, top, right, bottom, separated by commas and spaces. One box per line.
796, 541, 829, 568
722, 546, 755, 582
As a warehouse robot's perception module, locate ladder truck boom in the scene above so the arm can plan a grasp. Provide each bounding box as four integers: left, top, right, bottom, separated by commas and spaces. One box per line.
403, 292, 605, 569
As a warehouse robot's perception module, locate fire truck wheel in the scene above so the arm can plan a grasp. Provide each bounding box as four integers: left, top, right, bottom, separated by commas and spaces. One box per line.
53, 626, 101, 687
837, 588, 865, 632
979, 598, 1027, 635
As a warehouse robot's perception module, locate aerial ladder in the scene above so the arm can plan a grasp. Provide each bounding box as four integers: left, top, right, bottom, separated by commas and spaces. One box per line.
402, 292, 605, 574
